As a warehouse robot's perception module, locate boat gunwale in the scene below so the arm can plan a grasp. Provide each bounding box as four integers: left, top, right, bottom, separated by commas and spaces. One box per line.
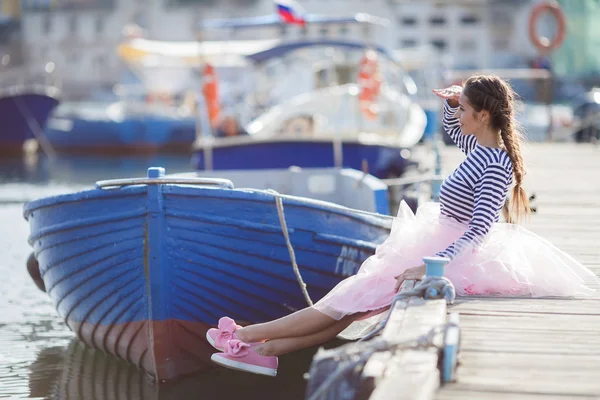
23, 183, 393, 228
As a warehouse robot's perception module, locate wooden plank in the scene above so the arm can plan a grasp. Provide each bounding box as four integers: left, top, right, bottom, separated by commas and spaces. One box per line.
367, 298, 447, 400
369, 350, 440, 400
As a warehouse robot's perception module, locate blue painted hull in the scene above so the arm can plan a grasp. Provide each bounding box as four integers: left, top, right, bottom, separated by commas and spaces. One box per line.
45, 115, 196, 154
192, 141, 415, 179
23, 181, 390, 380
0, 92, 60, 154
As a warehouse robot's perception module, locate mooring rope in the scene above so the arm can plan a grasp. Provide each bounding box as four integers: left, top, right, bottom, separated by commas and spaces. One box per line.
267, 189, 314, 306
307, 322, 455, 400
359, 275, 456, 342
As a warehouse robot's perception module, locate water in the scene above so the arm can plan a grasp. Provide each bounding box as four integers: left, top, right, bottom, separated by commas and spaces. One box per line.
0, 154, 322, 399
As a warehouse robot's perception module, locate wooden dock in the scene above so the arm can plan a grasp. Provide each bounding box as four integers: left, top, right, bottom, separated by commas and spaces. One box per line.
436, 143, 600, 399
305, 143, 600, 400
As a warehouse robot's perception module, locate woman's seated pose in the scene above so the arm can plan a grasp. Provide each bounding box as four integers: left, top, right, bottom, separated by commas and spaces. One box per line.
205, 75, 600, 377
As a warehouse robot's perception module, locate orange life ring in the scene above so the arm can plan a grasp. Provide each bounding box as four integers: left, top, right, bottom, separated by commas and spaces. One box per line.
528, 1, 566, 54
202, 63, 220, 128
358, 50, 381, 121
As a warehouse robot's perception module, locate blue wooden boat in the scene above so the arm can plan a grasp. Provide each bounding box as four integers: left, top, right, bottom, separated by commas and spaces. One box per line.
0, 85, 60, 155
23, 167, 391, 381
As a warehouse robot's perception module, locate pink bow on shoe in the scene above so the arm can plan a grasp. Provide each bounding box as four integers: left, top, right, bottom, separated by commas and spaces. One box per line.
214, 317, 239, 348
206, 316, 241, 351
218, 317, 237, 334
224, 339, 251, 357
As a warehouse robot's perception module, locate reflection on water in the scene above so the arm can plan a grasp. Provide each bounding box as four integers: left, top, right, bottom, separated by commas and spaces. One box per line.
29, 339, 325, 400
0, 153, 337, 399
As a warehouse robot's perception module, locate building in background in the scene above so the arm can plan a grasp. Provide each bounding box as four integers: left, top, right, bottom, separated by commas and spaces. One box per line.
552, 0, 600, 86
0, 0, 24, 67
16, 0, 587, 100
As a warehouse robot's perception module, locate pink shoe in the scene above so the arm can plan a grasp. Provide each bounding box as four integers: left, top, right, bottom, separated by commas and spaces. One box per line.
206, 317, 241, 351
211, 339, 278, 377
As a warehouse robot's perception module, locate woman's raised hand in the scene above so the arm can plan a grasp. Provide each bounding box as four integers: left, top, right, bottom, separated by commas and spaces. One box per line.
432, 85, 462, 107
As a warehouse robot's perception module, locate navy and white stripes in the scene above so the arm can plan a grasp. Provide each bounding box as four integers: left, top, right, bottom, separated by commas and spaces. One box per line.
436, 101, 513, 260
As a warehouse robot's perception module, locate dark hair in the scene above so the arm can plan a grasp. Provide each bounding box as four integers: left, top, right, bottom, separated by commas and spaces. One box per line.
463, 75, 529, 223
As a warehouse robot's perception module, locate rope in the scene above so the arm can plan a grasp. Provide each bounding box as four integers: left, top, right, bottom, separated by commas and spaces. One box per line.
359, 275, 456, 342
267, 189, 314, 306
307, 322, 453, 400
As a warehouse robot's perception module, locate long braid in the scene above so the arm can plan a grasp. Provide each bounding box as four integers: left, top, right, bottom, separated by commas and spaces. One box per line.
500, 115, 530, 223
464, 75, 530, 223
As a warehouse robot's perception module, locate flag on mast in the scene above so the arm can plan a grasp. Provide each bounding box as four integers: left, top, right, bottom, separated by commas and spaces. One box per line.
274, 0, 307, 26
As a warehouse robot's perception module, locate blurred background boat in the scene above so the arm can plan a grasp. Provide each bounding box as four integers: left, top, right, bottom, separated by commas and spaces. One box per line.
44, 100, 197, 154
0, 62, 61, 155
42, 35, 271, 154
190, 14, 427, 179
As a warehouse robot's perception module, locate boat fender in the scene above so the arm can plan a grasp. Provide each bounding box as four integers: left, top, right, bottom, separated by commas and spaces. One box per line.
358, 49, 382, 121
26, 252, 46, 292
528, 1, 566, 53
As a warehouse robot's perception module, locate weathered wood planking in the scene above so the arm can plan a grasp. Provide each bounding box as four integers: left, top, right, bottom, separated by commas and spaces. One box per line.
434, 143, 600, 399
367, 298, 447, 400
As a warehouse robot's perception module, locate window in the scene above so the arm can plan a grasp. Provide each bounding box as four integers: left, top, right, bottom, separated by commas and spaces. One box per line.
493, 38, 510, 51
319, 27, 329, 37
430, 39, 447, 51
459, 40, 477, 51
400, 17, 417, 26
400, 38, 418, 48
429, 16, 446, 26
490, 9, 511, 28
460, 15, 480, 25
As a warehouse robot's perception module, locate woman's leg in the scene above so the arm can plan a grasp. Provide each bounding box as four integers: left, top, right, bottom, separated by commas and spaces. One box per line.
236, 307, 338, 343
253, 317, 354, 357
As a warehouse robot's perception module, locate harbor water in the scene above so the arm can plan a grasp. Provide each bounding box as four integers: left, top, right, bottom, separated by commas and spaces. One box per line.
0, 154, 325, 399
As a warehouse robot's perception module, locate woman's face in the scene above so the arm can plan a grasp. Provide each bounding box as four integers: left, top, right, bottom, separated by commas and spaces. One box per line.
455, 92, 483, 135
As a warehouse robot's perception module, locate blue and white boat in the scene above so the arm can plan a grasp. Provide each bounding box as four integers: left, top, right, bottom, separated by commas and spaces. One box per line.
23, 167, 391, 380
42, 37, 272, 154
191, 15, 428, 179
44, 101, 197, 154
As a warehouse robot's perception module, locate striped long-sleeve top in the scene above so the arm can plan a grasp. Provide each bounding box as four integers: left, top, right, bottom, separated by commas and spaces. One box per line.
435, 100, 513, 260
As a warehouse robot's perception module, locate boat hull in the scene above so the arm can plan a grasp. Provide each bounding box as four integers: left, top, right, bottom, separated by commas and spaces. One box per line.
24, 182, 390, 381
44, 115, 196, 154
0, 91, 60, 155
191, 140, 415, 178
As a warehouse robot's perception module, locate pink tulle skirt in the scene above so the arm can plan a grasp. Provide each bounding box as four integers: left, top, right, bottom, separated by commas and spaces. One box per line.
314, 201, 600, 320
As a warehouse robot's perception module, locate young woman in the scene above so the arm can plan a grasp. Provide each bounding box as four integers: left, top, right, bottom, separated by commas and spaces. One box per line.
206, 75, 600, 377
